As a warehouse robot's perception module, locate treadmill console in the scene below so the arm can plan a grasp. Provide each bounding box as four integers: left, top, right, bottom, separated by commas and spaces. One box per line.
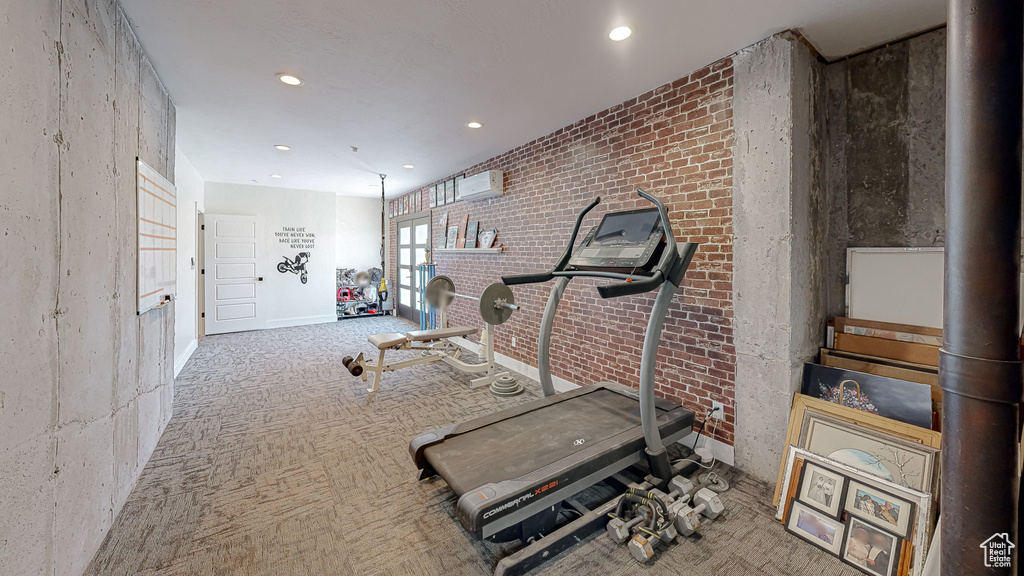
568, 207, 665, 271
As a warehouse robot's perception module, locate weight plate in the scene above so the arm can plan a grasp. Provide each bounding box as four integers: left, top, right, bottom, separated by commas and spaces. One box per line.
479, 282, 516, 326
425, 275, 456, 309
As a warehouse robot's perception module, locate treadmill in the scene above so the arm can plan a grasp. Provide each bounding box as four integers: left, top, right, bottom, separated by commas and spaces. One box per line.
410, 190, 698, 573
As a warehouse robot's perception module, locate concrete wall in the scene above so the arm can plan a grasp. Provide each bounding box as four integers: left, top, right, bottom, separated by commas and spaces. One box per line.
0, 1, 176, 574
732, 32, 828, 482
205, 183, 338, 329
174, 148, 205, 375
823, 28, 947, 316
336, 195, 382, 272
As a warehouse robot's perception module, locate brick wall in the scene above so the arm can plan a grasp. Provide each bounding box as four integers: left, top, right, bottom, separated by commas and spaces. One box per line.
390, 57, 736, 444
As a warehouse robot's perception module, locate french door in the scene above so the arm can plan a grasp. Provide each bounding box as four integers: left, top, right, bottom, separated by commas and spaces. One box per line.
397, 214, 430, 322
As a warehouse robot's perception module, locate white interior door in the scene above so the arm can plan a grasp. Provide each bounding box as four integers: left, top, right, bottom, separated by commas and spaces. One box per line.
204, 214, 264, 335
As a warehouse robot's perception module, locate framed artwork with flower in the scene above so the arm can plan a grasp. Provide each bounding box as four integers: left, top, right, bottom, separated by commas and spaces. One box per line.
800, 364, 932, 429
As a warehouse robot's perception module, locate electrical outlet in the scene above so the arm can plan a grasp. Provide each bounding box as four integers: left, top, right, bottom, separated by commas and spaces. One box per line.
511, 337, 517, 347
710, 400, 724, 420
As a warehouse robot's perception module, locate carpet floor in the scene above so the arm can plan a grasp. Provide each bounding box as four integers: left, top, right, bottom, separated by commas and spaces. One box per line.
85, 317, 858, 576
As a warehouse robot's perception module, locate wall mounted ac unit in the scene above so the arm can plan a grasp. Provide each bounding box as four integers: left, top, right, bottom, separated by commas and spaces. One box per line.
457, 170, 503, 201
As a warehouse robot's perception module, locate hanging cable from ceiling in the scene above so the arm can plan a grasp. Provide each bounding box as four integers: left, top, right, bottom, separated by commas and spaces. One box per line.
378, 174, 389, 305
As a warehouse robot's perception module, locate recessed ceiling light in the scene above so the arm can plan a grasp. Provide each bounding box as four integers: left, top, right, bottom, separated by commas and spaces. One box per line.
270, 174, 282, 178
277, 74, 303, 86
402, 164, 415, 169
467, 121, 483, 129
274, 144, 291, 151
609, 26, 632, 41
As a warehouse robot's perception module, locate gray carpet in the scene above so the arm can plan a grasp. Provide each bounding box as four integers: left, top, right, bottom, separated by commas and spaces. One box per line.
85, 317, 858, 575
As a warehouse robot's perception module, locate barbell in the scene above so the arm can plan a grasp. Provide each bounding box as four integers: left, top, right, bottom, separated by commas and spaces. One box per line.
425, 275, 518, 326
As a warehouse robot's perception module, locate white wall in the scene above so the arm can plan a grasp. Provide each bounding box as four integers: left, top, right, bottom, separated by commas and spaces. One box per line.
173, 147, 204, 375
336, 195, 384, 272
205, 182, 337, 328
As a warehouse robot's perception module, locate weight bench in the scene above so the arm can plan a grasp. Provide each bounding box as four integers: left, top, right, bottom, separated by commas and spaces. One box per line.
344, 325, 509, 395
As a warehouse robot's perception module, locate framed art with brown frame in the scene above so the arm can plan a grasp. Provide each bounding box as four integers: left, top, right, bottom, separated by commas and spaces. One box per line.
773, 394, 941, 507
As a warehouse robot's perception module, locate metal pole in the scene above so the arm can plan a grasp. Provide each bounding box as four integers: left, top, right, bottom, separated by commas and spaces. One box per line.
943, 1, 1023, 574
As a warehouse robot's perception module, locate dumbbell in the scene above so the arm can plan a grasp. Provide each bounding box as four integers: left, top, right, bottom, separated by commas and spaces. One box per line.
628, 532, 661, 563
342, 355, 363, 377
607, 515, 645, 544
673, 488, 725, 536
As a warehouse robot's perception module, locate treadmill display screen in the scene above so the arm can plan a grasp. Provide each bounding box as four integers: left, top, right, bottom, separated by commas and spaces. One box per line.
592, 209, 660, 245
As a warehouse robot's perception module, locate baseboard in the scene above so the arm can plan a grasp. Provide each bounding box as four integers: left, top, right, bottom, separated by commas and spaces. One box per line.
678, 431, 736, 466
263, 315, 337, 329
174, 339, 198, 377
448, 336, 578, 392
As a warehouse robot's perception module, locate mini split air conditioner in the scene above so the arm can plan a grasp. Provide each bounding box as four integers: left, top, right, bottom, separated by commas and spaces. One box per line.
456, 170, 503, 201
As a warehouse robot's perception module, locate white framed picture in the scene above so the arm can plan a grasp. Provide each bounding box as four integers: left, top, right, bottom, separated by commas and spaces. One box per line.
786, 500, 845, 556
777, 447, 933, 576
797, 462, 845, 517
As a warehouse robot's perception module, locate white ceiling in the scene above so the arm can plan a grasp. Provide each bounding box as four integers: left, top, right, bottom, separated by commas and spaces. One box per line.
121, 0, 945, 198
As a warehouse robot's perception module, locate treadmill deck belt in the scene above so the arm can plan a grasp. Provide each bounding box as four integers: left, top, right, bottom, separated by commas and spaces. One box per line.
422, 387, 678, 496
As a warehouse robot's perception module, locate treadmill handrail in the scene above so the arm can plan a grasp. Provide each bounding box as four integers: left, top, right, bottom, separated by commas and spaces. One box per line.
502, 196, 600, 286
550, 270, 655, 281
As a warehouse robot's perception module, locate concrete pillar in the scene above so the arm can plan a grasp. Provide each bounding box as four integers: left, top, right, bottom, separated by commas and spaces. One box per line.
732, 32, 827, 482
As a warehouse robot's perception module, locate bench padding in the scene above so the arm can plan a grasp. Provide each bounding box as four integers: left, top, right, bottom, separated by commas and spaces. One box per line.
368, 332, 409, 350
407, 326, 478, 342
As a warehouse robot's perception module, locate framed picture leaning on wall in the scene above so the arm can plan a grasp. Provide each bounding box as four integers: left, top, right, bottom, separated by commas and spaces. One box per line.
785, 500, 845, 556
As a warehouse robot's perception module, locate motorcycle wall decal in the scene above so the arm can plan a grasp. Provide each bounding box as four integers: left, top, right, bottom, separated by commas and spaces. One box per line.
278, 252, 310, 284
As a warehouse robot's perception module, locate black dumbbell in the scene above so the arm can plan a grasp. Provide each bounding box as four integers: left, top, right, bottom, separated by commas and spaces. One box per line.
342, 356, 363, 377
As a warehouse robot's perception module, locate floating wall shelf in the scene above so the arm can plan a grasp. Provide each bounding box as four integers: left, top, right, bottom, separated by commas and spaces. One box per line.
434, 247, 504, 254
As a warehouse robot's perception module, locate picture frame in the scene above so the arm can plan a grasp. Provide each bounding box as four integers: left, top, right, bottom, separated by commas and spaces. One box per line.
446, 225, 459, 250
436, 183, 445, 206
777, 447, 933, 576
413, 191, 420, 212
845, 480, 915, 540
465, 221, 479, 249
389, 200, 394, 218
797, 461, 846, 517
454, 173, 465, 201
478, 229, 497, 249
429, 185, 437, 208
801, 363, 933, 429
785, 500, 846, 556
437, 212, 449, 248
773, 394, 941, 507
445, 178, 456, 204
841, 516, 901, 576
798, 410, 939, 495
